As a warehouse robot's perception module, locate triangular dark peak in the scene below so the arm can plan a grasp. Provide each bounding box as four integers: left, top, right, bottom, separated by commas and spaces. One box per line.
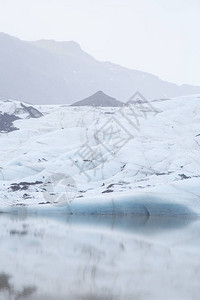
71, 90, 124, 107
95, 90, 104, 95
126, 91, 147, 105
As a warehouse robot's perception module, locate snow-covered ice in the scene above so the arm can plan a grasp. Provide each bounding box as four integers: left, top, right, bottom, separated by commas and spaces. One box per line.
0, 95, 200, 215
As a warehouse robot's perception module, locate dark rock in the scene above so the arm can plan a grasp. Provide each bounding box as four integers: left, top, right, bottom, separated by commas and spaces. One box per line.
20, 103, 43, 118
10, 181, 43, 192
10, 230, 28, 236
102, 189, 114, 193
22, 193, 32, 199
107, 184, 114, 189
0, 112, 20, 132
179, 174, 191, 180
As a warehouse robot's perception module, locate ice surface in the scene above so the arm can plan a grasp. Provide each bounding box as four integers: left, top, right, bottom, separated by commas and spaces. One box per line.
0, 95, 200, 215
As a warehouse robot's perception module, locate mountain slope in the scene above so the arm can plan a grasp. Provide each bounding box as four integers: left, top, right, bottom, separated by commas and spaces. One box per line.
71, 91, 123, 107
1, 32, 200, 104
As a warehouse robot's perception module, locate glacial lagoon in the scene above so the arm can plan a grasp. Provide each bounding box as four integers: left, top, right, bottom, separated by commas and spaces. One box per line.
0, 211, 200, 300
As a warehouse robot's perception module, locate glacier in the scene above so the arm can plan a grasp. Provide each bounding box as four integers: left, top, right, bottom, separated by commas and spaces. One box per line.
0, 95, 200, 216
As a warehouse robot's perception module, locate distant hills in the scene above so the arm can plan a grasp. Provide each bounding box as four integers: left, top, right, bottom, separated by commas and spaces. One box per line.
71, 91, 123, 107
1, 32, 200, 105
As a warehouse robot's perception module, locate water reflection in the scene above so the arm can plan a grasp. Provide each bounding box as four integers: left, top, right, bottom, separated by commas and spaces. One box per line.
43, 213, 196, 234
0, 213, 200, 300
0, 273, 36, 299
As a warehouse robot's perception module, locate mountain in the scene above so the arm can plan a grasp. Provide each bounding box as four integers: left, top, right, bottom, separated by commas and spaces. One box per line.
71, 90, 123, 107
0, 32, 200, 104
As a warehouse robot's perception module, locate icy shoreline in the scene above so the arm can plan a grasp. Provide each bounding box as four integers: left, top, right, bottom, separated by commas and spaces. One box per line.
1, 177, 200, 216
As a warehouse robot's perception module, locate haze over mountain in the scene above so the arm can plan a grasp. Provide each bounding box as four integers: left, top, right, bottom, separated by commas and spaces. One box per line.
0, 32, 200, 105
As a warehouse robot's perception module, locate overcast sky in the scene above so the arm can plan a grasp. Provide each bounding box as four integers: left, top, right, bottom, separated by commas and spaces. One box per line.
0, 0, 199, 86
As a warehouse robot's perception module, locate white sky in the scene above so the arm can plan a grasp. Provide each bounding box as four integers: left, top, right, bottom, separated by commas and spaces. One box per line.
0, 0, 199, 85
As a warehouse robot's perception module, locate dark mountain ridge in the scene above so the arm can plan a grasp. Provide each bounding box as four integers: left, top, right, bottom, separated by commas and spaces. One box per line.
0, 32, 200, 104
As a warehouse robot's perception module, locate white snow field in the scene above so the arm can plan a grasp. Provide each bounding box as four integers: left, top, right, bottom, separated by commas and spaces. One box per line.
0, 95, 200, 215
